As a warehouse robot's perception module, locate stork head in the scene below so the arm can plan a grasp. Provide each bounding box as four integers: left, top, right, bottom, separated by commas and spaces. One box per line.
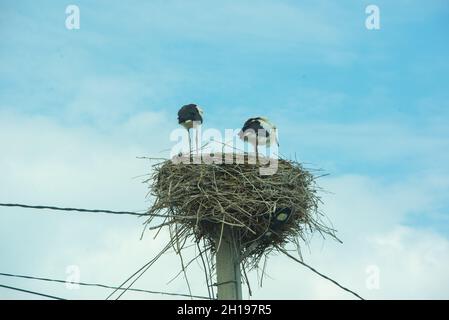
258, 117, 276, 129
196, 105, 204, 116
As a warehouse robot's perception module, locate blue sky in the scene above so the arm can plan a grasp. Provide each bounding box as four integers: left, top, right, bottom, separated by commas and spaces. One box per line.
1, 0, 449, 299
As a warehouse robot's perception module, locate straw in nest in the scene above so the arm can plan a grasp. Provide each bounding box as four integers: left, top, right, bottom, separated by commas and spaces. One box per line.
144, 153, 338, 267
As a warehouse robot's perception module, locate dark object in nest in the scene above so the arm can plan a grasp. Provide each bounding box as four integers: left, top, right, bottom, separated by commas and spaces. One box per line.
144, 153, 338, 265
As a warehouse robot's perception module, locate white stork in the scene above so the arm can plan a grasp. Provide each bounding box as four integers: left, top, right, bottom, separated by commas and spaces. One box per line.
238, 117, 278, 162
177, 104, 204, 156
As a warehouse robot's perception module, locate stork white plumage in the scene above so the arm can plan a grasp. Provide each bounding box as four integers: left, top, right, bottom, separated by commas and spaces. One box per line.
178, 104, 204, 156
238, 117, 278, 162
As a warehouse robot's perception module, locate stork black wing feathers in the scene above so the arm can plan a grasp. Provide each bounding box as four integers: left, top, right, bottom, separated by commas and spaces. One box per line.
178, 104, 203, 124
241, 118, 270, 137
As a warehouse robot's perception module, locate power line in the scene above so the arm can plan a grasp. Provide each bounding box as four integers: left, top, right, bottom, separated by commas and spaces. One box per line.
277, 247, 365, 300
108, 231, 190, 300
0, 202, 364, 300
0, 203, 146, 217
0, 271, 210, 300
0, 202, 203, 220
0, 283, 65, 300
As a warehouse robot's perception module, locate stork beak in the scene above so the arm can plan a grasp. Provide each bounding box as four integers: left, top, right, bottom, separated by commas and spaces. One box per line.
238, 130, 245, 140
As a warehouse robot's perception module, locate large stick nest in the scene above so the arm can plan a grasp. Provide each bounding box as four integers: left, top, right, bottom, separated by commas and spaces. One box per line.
144, 153, 338, 267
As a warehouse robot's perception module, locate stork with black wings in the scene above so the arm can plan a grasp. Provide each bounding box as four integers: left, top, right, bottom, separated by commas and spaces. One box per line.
238, 116, 278, 162
178, 104, 204, 156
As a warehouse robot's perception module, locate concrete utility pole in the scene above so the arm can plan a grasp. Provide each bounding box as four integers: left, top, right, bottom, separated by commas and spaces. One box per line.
215, 227, 242, 300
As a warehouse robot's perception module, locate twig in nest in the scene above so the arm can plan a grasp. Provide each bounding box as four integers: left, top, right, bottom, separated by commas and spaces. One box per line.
143, 153, 341, 295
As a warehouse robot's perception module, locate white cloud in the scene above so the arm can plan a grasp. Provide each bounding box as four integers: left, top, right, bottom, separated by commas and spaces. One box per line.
280, 120, 449, 169
1, 0, 448, 300
244, 175, 449, 299
1, 112, 449, 299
